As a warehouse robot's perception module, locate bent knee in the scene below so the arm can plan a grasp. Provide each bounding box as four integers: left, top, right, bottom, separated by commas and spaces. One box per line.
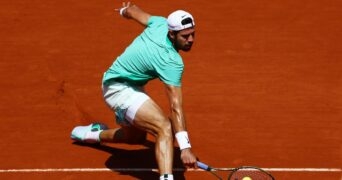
155, 118, 172, 137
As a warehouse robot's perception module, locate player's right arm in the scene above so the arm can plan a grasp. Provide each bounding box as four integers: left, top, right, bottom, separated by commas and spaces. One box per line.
165, 84, 198, 168
117, 2, 151, 26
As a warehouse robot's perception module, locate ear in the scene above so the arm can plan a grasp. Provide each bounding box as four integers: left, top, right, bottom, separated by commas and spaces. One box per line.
168, 30, 176, 40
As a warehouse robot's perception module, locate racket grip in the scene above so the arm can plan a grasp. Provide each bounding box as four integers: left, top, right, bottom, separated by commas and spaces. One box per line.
197, 161, 212, 171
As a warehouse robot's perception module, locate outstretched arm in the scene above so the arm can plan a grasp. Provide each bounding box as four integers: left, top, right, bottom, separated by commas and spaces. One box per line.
165, 84, 198, 168
116, 2, 151, 26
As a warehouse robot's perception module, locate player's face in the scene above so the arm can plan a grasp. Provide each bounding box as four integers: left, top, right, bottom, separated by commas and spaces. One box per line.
174, 28, 195, 52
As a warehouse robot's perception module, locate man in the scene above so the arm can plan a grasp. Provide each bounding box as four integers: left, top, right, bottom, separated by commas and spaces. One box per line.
71, 2, 197, 180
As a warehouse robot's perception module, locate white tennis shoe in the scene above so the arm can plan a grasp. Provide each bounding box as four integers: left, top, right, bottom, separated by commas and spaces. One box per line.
71, 123, 108, 143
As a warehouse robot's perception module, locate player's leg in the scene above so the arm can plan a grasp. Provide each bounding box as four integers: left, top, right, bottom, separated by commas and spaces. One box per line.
102, 85, 174, 178
100, 96, 173, 178
71, 83, 147, 144
99, 125, 147, 144
131, 98, 174, 179
72, 82, 174, 179
70, 119, 147, 145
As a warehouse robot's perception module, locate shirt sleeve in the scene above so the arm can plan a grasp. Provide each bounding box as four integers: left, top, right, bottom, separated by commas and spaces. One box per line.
158, 62, 184, 87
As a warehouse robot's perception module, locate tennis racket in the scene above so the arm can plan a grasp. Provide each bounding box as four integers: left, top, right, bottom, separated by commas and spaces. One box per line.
197, 161, 275, 180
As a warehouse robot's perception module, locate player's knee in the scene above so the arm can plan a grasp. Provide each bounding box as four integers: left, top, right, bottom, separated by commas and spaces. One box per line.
156, 118, 172, 138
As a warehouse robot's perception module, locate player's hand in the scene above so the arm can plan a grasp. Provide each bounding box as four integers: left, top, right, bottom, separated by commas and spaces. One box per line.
115, 2, 132, 17
180, 148, 198, 168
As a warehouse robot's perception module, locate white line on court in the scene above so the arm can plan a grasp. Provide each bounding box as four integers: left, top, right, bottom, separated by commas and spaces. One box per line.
0, 168, 341, 173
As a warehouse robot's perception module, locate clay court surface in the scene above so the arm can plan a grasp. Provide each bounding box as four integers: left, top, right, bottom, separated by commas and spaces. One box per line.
0, 0, 341, 179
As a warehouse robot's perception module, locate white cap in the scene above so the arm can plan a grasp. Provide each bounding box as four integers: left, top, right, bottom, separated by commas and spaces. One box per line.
167, 10, 195, 31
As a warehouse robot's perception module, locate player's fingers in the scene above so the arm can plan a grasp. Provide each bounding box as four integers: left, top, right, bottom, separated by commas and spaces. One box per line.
193, 160, 198, 168
187, 162, 197, 169
183, 159, 197, 168
123, 2, 131, 8
116, 1, 127, 12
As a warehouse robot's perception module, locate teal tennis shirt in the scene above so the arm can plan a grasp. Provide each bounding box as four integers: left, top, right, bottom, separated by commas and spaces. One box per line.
103, 16, 184, 87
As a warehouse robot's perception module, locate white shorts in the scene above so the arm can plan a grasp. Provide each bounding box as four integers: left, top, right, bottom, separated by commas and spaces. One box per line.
102, 81, 149, 126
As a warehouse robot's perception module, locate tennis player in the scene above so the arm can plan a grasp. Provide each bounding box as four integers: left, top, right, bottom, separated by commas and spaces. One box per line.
71, 2, 197, 179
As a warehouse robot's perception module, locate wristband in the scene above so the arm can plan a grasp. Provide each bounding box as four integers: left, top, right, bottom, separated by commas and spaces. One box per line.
175, 131, 191, 150
119, 7, 128, 16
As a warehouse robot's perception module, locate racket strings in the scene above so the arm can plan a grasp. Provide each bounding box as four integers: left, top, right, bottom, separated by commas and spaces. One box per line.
229, 168, 274, 180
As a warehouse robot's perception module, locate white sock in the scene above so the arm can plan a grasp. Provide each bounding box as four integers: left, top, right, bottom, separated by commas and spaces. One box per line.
84, 130, 102, 143
160, 174, 173, 180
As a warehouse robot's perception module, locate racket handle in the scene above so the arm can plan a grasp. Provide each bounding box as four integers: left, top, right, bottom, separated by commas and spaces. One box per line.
197, 161, 212, 171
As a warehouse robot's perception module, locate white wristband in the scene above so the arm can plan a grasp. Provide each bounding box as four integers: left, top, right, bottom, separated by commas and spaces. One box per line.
175, 131, 191, 150
119, 7, 128, 16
